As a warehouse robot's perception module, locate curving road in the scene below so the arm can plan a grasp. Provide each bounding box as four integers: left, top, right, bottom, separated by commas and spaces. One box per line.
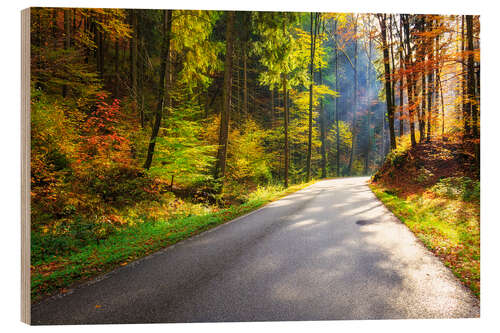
31, 177, 479, 324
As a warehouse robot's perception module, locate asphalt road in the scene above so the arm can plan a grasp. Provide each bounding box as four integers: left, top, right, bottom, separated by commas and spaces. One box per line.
31, 177, 479, 324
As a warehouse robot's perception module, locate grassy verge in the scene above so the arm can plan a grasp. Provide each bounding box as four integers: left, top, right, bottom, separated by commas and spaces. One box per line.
370, 182, 480, 297
31, 181, 315, 303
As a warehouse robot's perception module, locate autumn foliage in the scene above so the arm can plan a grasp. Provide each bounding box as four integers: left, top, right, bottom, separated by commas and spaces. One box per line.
29, 8, 479, 300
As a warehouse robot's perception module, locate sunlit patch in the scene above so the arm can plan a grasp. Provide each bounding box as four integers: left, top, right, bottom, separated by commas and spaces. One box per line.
289, 219, 316, 229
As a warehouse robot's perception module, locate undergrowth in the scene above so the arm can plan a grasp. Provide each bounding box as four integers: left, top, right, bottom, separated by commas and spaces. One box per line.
31, 181, 315, 303
370, 182, 480, 297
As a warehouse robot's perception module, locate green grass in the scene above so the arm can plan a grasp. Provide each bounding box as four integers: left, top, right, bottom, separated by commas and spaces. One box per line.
31, 181, 315, 303
370, 182, 480, 297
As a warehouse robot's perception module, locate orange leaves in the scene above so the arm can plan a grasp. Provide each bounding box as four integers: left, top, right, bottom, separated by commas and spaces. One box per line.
77, 95, 134, 168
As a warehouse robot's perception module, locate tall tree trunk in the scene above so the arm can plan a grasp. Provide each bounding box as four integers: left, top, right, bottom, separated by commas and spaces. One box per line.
461, 15, 470, 138
138, 12, 145, 129
437, 72, 445, 138
334, 21, 340, 177
399, 75, 404, 137
422, 59, 427, 140
283, 15, 290, 187
306, 13, 319, 182
83, 17, 90, 64
466, 15, 478, 139
144, 10, 172, 170
214, 11, 235, 180
426, 19, 434, 142
389, 15, 398, 139
466, 15, 479, 170
402, 15, 417, 147
237, 47, 242, 119
131, 10, 138, 121
52, 9, 57, 49
364, 35, 373, 175
348, 17, 358, 175
381, 108, 386, 162
95, 21, 104, 78
100, 32, 105, 80
398, 18, 405, 137
319, 66, 327, 178
72, 9, 76, 47
243, 46, 248, 118
283, 73, 289, 187
252, 80, 256, 115
62, 9, 71, 97
379, 14, 396, 151
114, 40, 120, 98
270, 88, 275, 127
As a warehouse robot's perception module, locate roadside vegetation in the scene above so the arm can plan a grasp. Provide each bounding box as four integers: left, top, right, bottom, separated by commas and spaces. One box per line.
31, 181, 314, 302
371, 136, 480, 297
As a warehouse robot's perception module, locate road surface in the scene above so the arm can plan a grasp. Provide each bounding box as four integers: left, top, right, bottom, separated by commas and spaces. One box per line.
31, 177, 479, 324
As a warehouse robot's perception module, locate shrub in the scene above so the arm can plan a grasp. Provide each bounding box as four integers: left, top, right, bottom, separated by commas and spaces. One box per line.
431, 176, 480, 202
416, 167, 434, 183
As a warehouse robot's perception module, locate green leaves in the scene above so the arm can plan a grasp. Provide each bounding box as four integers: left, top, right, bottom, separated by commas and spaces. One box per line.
147, 103, 216, 186
171, 10, 223, 92
253, 12, 307, 90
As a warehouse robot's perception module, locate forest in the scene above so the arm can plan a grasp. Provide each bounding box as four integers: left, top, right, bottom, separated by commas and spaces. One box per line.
30, 8, 480, 300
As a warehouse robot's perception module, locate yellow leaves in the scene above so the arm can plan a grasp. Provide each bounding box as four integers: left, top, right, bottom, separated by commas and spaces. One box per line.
226, 119, 272, 183
79, 8, 132, 40
290, 84, 338, 112
293, 27, 329, 70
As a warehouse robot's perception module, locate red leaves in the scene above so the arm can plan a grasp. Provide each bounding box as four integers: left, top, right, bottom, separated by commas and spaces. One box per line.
78, 96, 132, 165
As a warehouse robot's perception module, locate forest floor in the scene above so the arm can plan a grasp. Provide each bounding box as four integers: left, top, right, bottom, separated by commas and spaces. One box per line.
370, 139, 480, 297
31, 181, 316, 303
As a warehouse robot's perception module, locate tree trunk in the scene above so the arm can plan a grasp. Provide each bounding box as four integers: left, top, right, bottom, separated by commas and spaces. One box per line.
415, 18, 425, 142
283, 73, 289, 188
466, 15, 479, 170
131, 10, 138, 121
283, 14, 290, 187
348, 15, 359, 175
379, 14, 396, 151
466, 15, 478, 139
214, 11, 235, 180
389, 15, 398, 139
270, 88, 275, 127
243, 46, 248, 118
144, 10, 172, 170
319, 66, 327, 178
52, 9, 57, 49
461, 15, 470, 138
402, 15, 417, 147
426, 19, 434, 142
138, 13, 145, 129
62, 9, 71, 97
114, 40, 120, 98
306, 13, 318, 182
422, 60, 427, 140
364, 35, 373, 175
398, 18, 405, 137
334, 21, 340, 177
